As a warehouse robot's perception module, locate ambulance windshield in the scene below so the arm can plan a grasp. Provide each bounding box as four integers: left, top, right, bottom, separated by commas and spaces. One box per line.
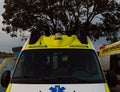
12, 49, 105, 84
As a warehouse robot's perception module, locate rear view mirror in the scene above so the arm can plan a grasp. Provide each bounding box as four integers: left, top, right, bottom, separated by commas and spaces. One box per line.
106, 70, 118, 87
1, 70, 11, 88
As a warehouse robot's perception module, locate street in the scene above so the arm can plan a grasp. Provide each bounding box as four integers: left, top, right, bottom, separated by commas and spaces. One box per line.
110, 85, 120, 92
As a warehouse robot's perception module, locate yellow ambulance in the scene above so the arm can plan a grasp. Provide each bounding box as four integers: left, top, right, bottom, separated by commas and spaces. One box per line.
1, 30, 115, 92
99, 41, 120, 85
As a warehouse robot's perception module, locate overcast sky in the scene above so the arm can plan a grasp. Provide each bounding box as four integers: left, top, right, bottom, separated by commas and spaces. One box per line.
0, 0, 25, 52
0, 0, 115, 52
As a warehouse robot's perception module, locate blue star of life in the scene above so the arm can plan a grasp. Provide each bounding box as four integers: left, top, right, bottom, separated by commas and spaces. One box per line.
49, 85, 66, 92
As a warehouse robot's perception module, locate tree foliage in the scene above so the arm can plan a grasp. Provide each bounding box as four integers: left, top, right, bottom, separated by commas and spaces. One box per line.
2, 0, 120, 42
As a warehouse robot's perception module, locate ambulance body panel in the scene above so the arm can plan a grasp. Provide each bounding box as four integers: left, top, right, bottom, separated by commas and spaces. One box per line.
2, 33, 110, 92
100, 41, 120, 85
7, 83, 109, 92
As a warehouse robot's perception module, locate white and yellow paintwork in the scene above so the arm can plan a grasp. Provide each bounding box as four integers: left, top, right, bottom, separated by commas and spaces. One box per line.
100, 41, 120, 56
6, 34, 110, 92
6, 83, 110, 92
23, 35, 92, 50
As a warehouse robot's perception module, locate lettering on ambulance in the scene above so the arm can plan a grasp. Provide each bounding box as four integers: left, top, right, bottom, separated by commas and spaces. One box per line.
49, 85, 66, 92
102, 43, 120, 54
29, 45, 47, 48
69, 45, 88, 48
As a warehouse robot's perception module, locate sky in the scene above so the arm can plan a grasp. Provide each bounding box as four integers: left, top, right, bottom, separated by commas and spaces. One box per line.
0, 0, 114, 52
0, 0, 25, 52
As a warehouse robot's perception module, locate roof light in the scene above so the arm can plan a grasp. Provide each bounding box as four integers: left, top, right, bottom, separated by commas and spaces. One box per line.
55, 33, 62, 40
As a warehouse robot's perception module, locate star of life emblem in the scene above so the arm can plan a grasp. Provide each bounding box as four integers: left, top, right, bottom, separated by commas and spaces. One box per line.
49, 85, 66, 92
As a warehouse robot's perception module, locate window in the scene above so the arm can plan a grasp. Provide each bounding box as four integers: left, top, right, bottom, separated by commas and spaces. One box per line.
11, 49, 105, 84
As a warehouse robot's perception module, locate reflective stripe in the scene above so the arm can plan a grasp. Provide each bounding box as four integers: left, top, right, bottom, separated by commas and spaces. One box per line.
6, 83, 12, 92
104, 83, 110, 92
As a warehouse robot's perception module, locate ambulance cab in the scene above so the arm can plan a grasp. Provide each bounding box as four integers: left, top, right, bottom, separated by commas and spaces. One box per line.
1, 30, 115, 92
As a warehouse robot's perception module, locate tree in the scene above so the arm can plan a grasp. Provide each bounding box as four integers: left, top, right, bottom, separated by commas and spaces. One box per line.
101, 0, 120, 43
2, 0, 120, 42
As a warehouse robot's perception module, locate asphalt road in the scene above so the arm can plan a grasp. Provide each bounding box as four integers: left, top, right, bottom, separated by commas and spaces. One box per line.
110, 86, 120, 92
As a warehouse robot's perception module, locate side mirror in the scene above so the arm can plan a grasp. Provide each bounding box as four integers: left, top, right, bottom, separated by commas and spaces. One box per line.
117, 60, 120, 74
1, 70, 11, 88
106, 70, 118, 87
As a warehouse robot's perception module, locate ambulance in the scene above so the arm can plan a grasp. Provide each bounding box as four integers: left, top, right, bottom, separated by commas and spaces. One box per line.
99, 41, 120, 85
1, 29, 116, 92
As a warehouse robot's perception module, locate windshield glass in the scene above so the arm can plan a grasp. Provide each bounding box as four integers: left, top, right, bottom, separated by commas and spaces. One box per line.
11, 49, 105, 84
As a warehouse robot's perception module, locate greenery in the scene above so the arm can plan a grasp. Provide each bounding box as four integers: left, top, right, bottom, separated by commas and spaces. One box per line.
2, 0, 120, 42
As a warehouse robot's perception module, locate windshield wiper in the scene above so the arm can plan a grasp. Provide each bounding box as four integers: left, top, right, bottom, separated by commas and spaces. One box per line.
13, 76, 31, 79
13, 76, 92, 84
12, 76, 52, 83
54, 77, 91, 83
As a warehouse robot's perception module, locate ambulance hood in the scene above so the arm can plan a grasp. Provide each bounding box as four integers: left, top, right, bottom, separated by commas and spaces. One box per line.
9, 83, 108, 92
